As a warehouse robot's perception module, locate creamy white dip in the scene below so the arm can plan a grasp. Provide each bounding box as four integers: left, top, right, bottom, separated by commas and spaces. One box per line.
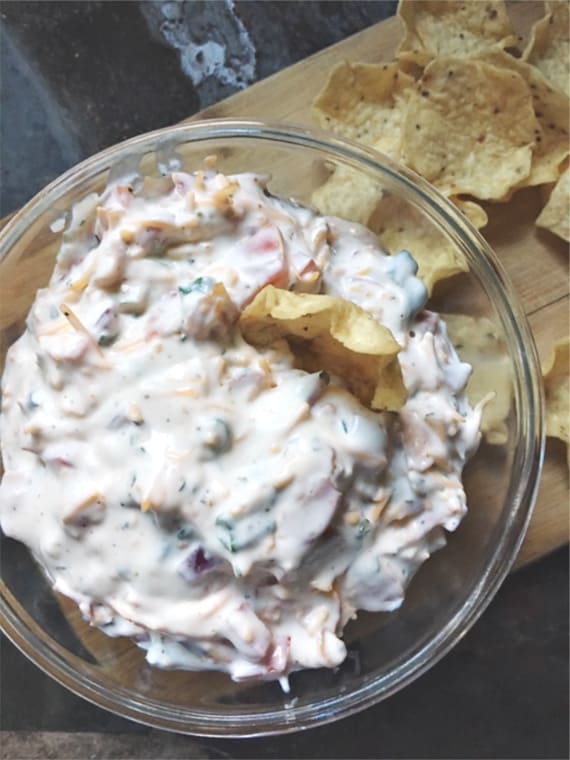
0, 170, 481, 685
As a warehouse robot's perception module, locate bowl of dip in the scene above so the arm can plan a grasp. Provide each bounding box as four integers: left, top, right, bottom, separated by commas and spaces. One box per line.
0, 120, 543, 736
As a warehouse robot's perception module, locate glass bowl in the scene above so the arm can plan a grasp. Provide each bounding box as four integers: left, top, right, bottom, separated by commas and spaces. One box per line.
0, 120, 544, 737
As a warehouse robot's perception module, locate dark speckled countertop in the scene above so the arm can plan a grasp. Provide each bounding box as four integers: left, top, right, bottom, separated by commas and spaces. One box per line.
1, 2, 569, 758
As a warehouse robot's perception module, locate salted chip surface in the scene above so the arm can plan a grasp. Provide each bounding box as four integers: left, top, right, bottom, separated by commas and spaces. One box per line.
311, 166, 383, 226
396, 0, 516, 67
401, 57, 539, 200
523, 0, 570, 97
240, 286, 407, 411
369, 194, 468, 294
312, 61, 415, 159
542, 337, 570, 445
443, 313, 513, 444
536, 165, 570, 242
478, 49, 569, 188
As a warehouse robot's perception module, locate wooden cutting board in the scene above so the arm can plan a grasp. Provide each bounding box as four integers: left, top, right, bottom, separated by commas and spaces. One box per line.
1, 2, 567, 568
187, 2, 569, 568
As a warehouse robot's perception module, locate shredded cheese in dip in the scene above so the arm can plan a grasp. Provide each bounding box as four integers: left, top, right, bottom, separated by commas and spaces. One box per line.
0, 171, 481, 685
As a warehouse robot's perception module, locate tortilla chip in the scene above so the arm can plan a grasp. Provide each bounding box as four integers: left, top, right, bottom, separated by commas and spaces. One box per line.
443, 313, 513, 444
477, 49, 569, 188
401, 57, 539, 200
536, 165, 570, 241
451, 198, 488, 229
369, 194, 468, 294
542, 336, 570, 444
397, 0, 516, 67
312, 61, 415, 159
311, 177, 484, 295
240, 286, 407, 411
523, 0, 570, 97
311, 180, 483, 295
311, 166, 383, 226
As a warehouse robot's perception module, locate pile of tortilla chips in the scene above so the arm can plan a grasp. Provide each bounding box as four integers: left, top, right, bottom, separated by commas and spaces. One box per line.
312, 0, 569, 240
311, 0, 570, 451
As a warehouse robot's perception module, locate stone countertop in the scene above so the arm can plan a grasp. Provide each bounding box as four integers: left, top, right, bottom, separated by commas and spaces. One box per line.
0, 2, 568, 758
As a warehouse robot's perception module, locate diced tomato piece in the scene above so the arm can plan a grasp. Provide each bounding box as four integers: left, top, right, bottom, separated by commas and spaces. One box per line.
249, 225, 282, 255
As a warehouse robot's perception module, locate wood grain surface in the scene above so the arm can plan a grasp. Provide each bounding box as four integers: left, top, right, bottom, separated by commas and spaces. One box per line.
1, 2, 567, 568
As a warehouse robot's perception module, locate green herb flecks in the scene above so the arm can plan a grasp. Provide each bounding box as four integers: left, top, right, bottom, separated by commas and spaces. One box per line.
178, 276, 215, 296
356, 518, 371, 540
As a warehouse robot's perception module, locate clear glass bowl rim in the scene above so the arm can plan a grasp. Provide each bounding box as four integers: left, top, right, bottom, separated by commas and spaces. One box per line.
0, 119, 544, 737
